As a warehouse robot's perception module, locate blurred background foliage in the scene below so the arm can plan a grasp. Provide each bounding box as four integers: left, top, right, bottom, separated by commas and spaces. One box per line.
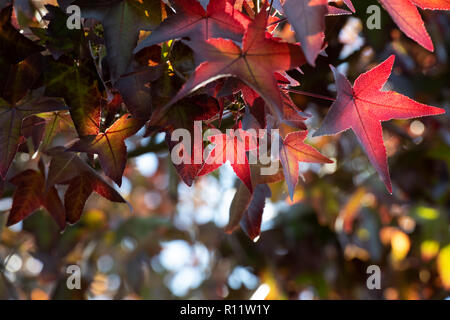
0, 0, 449, 300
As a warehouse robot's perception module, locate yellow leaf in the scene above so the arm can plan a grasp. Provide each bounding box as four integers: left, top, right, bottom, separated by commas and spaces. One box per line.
437, 245, 450, 290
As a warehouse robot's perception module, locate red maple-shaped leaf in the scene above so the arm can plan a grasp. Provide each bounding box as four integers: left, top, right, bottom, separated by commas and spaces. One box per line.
46, 147, 127, 224
198, 123, 258, 192
7, 169, 66, 230
134, 0, 250, 53
314, 55, 445, 192
281, 0, 353, 66
152, 4, 306, 124
282, 0, 328, 66
378, 0, 450, 51
69, 114, 144, 186
159, 95, 220, 186
227, 182, 271, 241
278, 130, 332, 200
63, 172, 127, 224
239, 78, 309, 131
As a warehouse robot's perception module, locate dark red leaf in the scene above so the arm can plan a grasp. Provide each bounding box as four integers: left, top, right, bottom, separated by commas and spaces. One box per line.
8, 169, 66, 230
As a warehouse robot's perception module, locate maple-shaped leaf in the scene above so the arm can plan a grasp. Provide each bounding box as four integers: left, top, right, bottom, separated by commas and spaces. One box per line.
31, 5, 85, 60
0, 93, 67, 178
282, 0, 328, 66
46, 147, 127, 224
19, 115, 46, 152
227, 160, 284, 240
278, 130, 332, 200
227, 182, 271, 240
20, 111, 75, 153
198, 123, 258, 192
134, 0, 251, 53
62, 0, 165, 83
274, 0, 353, 16
144, 70, 220, 186
314, 55, 445, 192
280, 0, 353, 66
116, 65, 163, 119
148, 94, 220, 133
0, 5, 43, 65
69, 114, 144, 186
378, 0, 450, 51
156, 95, 220, 186
39, 111, 75, 151
238, 78, 309, 131
45, 59, 102, 137
7, 169, 66, 230
153, 4, 306, 123
1, 54, 43, 105
63, 172, 126, 224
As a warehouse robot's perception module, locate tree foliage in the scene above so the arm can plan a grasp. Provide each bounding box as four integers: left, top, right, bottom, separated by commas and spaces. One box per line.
0, 0, 449, 300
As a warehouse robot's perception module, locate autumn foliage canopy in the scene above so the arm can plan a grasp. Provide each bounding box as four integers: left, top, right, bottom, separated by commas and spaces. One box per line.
0, 0, 448, 243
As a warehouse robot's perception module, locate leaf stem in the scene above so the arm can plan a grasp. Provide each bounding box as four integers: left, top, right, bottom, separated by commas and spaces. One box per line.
286, 89, 336, 102
268, 17, 287, 27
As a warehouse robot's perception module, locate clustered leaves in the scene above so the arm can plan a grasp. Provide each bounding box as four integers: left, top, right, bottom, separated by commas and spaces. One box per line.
0, 0, 447, 240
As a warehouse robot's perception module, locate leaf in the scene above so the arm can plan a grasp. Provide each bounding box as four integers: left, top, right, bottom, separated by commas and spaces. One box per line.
159, 94, 220, 186
283, 0, 328, 67
20, 115, 46, 152
20, 111, 74, 153
314, 55, 445, 192
7, 169, 66, 230
0, 93, 67, 178
116, 65, 163, 119
378, 0, 450, 52
239, 183, 271, 241
134, 0, 250, 53
45, 59, 102, 137
31, 4, 85, 60
39, 111, 75, 151
69, 0, 165, 83
341, 0, 355, 13
150, 94, 220, 133
46, 147, 127, 224
63, 172, 109, 224
153, 4, 306, 125
227, 182, 271, 241
277, 0, 353, 65
412, 0, 450, 10
240, 80, 309, 131
1, 54, 43, 105
198, 123, 258, 192
274, 0, 353, 16
69, 114, 144, 186
279, 130, 332, 200
0, 5, 43, 65
437, 244, 450, 290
